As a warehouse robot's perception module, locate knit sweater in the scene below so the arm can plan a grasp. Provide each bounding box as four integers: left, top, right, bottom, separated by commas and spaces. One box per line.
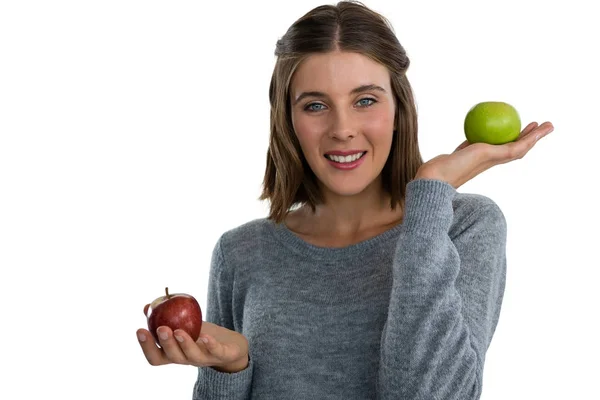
193, 178, 507, 399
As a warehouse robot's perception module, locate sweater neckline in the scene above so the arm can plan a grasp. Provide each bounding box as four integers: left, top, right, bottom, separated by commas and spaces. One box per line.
267, 218, 403, 260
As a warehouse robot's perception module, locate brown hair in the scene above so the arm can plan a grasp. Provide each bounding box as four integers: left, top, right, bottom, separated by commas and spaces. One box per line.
259, 0, 424, 223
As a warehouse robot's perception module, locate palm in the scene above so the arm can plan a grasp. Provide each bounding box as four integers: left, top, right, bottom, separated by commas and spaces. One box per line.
137, 320, 249, 371
199, 322, 248, 363
416, 121, 554, 189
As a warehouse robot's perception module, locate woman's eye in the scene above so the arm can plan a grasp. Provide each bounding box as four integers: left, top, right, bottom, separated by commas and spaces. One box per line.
357, 98, 376, 107
305, 103, 326, 112
304, 98, 376, 112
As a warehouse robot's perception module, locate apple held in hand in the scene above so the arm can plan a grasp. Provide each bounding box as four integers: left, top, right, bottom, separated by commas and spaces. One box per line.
464, 101, 521, 145
144, 287, 203, 344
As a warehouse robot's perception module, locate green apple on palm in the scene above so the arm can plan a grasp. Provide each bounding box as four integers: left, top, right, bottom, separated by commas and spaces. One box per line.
464, 101, 521, 145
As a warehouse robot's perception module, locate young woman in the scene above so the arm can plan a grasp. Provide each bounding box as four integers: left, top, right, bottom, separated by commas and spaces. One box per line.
137, 1, 553, 398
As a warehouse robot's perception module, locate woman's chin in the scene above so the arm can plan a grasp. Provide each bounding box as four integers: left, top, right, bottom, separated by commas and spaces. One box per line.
321, 181, 372, 198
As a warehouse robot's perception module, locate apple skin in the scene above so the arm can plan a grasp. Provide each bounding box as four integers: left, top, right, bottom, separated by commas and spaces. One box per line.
464, 101, 521, 145
144, 287, 203, 345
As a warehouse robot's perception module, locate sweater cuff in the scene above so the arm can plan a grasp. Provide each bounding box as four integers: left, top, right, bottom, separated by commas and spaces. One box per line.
193, 356, 254, 399
401, 179, 457, 235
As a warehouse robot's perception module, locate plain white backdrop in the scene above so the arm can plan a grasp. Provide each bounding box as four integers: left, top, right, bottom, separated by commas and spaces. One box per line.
1, 0, 598, 398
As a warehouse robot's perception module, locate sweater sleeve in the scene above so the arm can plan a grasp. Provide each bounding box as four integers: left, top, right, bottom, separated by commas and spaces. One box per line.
193, 236, 253, 400
377, 179, 507, 400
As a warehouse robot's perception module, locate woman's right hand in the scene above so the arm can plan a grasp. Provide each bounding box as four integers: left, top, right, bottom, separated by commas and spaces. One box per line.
136, 321, 249, 373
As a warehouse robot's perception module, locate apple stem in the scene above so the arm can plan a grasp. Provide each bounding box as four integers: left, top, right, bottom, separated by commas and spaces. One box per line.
165, 287, 170, 300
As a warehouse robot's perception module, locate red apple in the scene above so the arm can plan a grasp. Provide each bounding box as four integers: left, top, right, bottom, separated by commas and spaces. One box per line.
144, 287, 203, 344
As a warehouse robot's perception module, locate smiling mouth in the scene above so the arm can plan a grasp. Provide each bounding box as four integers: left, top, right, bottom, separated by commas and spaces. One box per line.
324, 151, 367, 164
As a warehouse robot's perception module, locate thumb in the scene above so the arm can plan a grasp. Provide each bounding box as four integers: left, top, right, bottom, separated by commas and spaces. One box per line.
200, 334, 228, 360
454, 139, 470, 153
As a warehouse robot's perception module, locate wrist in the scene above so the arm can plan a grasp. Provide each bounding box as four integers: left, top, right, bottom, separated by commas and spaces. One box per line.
414, 168, 440, 182
213, 354, 249, 373
402, 178, 456, 234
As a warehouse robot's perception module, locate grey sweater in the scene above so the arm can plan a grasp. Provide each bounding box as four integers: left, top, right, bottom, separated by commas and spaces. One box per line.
193, 179, 507, 399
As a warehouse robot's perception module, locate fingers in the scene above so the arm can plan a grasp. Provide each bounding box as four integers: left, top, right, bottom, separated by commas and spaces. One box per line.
156, 326, 190, 364
518, 121, 539, 139
137, 321, 248, 371
199, 333, 228, 361
520, 121, 553, 150
199, 333, 249, 373
171, 330, 236, 369
137, 325, 232, 369
136, 328, 170, 366
171, 329, 212, 363
137, 326, 200, 366
531, 121, 554, 141
496, 121, 554, 162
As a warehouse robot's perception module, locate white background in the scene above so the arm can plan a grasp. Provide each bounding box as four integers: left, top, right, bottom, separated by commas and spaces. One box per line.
1, 0, 598, 399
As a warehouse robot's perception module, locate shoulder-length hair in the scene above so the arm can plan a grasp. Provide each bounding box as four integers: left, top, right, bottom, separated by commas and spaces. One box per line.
259, 1, 424, 223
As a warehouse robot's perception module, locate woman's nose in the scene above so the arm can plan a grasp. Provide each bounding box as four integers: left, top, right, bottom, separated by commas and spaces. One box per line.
329, 110, 357, 140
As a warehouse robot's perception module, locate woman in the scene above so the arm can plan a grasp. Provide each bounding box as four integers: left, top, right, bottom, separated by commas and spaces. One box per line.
136, 1, 553, 398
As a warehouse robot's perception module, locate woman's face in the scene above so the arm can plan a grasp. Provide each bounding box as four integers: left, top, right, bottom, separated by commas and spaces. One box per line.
290, 51, 396, 198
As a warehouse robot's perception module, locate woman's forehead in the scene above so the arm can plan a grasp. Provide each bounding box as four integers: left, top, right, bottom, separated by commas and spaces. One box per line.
291, 51, 391, 95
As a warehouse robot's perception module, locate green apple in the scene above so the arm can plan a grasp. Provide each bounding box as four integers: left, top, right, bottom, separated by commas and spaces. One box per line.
464, 101, 521, 145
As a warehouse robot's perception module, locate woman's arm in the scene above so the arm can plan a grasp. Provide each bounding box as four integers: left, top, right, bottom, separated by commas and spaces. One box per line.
377, 178, 507, 399
193, 236, 253, 400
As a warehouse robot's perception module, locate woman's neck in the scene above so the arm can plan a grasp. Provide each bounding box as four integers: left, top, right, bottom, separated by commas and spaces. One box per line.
286, 183, 404, 246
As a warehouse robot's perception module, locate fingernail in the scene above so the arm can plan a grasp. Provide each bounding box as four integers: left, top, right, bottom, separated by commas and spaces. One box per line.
137, 332, 146, 342
174, 335, 184, 343
201, 337, 208, 344
535, 134, 541, 141
158, 330, 168, 341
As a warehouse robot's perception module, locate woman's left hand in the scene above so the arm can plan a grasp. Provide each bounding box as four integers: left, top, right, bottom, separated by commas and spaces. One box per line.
415, 121, 554, 189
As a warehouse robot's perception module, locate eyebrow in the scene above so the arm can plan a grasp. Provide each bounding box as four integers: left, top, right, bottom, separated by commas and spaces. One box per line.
292, 84, 387, 105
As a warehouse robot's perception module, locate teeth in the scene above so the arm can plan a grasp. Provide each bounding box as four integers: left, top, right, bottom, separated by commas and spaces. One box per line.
325, 152, 365, 163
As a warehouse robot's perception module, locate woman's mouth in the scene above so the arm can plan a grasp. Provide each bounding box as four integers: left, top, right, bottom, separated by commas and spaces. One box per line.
324, 151, 366, 163
323, 151, 367, 170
